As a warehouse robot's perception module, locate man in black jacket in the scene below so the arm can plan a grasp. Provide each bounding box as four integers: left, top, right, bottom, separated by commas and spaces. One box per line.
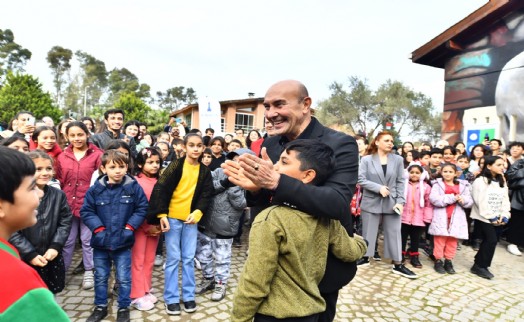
223, 80, 359, 322
91, 109, 137, 156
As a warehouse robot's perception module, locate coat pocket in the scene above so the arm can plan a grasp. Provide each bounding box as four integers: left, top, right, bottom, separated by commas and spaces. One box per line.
91, 230, 107, 249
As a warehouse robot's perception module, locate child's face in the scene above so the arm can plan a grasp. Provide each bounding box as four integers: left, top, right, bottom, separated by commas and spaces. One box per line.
174, 143, 185, 153
102, 160, 128, 184
473, 147, 485, 159
442, 149, 454, 163
67, 126, 89, 150
441, 166, 457, 183
33, 158, 53, 188
210, 141, 223, 155
430, 153, 442, 167
0, 176, 42, 233
36, 129, 57, 151
158, 133, 170, 143
488, 159, 505, 176
405, 151, 413, 163
185, 136, 204, 161
455, 143, 465, 153
7, 140, 29, 153
157, 144, 169, 159
274, 150, 314, 184
201, 153, 212, 166
420, 154, 430, 166
141, 155, 161, 177
457, 158, 469, 170
228, 142, 241, 151
356, 139, 367, 154
408, 167, 422, 183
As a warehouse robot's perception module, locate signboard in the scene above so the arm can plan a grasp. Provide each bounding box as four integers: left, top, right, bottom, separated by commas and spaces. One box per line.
198, 97, 222, 136
465, 128, 495, 153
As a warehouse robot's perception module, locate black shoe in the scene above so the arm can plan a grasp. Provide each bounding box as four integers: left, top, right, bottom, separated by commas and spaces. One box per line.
392, 264, 418, 279
233, 239, 242, 248
410, 255, 422, 268
165, 303, 181, 315
116, 308, 130, 322
86, 306, 108, 322
373, 252, 381, 261
471, 240, 481, 251
444, 259, 456, 274
462, 240, 471, 246
470, 264, 494, 279
183, 300, 197, 313
73, 260, 85, 275
434, 259, 446, 274
357, 256, 370, 266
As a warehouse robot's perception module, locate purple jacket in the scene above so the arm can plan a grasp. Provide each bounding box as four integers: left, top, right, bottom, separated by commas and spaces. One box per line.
428, 178, 473, 239
401, 181, 433, 227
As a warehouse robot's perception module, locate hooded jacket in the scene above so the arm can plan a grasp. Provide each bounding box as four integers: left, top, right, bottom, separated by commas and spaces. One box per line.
81, 174, 148, 251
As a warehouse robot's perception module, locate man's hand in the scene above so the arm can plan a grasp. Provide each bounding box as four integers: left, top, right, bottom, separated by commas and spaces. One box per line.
238, 147, 280, 190
222, 160, 260, 192
21, 125, 35, 134
30, 255, 48, 267
43, 249, 58, 261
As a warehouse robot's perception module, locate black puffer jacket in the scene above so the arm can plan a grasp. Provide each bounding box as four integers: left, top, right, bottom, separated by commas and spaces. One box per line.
507, 158, 524, 210
9, 186, 73, 263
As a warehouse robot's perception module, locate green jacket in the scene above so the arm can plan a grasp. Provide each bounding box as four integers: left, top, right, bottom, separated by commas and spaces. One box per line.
231, 206, 367, 321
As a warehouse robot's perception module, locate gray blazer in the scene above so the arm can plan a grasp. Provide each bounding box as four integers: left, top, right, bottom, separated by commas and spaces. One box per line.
358, 153, 405, 215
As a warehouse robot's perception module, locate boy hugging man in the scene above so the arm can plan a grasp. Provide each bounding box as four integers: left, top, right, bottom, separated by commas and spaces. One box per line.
231, 140, 368, 322
81, 150, 148, 322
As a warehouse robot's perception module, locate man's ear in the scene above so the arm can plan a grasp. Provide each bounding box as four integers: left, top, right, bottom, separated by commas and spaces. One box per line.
0, 200, 5, 219
301, 169, 316, 184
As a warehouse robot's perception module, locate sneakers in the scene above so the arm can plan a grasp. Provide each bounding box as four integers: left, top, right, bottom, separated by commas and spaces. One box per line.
196, 278, 215, 294
194, 258, 202, 270
434, 259, 446, 274
409, 254, 422, 268
86, 306, 108, 322
165, 303, 181, 315
211, 282, 226, 301
470, 263, 494, 279
444, 259, 456, 274
145, 292, 158, 304
183, 300, 197, 313
116, 307, 130, 322
471, 239, 481, 251
82, 270, 94, 290
131, 296, 154, 311
154, 255, 163, 266
233, 239, 242, 248
392, 264, 418, 279
507, 244, 522, 256
356, 256, 370, 266
373, 251, 381, 261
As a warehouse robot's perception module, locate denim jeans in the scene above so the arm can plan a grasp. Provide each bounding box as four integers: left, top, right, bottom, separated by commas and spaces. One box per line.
93, 248, 132, 308
164, 218, 197, 304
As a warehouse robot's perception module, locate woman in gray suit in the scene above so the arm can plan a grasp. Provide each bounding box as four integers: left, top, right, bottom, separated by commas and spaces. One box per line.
358, 131, 417, 279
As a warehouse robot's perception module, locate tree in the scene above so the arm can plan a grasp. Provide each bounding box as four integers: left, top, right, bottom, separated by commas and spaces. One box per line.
421, 111, 443, 143
75, 50, 108, 110
107, 68, 151, 104
0, 29, 31, 84
113, 92, 152, 122
0, 72, 61, 123
47, 46, 73, 108
156, 86, 197, 111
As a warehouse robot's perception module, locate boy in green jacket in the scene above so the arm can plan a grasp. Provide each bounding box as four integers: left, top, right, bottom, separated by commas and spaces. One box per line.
0, 147, 69, 321
231, 140, 368, 322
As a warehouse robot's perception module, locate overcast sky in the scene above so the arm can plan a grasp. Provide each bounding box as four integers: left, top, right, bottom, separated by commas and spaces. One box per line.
2, 0, 486, 110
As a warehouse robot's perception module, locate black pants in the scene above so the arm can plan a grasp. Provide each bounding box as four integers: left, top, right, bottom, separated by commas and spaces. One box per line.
474, 220, 498, 268
32, 254, 66, 294
254, 313, 319, 322
401, 224, 423, 253
317, 290, 339, 322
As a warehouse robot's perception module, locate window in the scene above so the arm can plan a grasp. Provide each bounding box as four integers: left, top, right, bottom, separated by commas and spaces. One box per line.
235, 113, 254, 132
221, 118, 226, 133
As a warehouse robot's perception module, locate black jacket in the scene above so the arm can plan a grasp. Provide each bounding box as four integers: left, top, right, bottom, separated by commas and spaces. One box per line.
251, 117, 360, 293
507, 158, 524, 211
91, 129, 137, 157
9, 186, 73, 263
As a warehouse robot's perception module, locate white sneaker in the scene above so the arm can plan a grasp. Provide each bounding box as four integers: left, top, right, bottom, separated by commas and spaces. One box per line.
507, 244, 522, 256
211, 282, 226, 301
154, 255, 163, 266
194, 258, 201, 270
82, 270, 94, 290
145, 292, 158, 304
131, 296, 155, 311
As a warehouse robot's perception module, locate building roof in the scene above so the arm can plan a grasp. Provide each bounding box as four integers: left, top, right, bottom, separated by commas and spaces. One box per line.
170, 97, 264, 117
411, 0, 524, 68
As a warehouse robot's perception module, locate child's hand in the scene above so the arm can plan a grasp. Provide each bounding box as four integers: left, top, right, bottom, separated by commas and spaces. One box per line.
43, 249, 58, 261
160, 217, 170, 232
455, 195, 464, 204
146, 225, 162, 237
185, 212, 197, 224
30, 255, 48, 267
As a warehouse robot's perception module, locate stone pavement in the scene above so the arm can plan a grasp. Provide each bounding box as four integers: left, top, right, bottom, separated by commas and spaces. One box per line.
57, 237, 524, 322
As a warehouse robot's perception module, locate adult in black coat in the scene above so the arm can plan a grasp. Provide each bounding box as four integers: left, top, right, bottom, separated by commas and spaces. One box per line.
223, 80, 360, 322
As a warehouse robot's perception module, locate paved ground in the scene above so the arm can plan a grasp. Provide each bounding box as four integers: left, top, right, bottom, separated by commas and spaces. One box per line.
57, 235, 524, 322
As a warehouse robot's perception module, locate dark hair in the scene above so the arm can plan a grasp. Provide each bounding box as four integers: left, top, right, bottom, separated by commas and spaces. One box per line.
31, 126, 56, 144
229, 139, 243, 148
155, 141, 175, 162
202, 135, 211, 147
188, 128, 201, 134
235, 128, 244, 134
184, 133, 204, 145
246, 130, 262, 149
27, 149, 54, 165
411, 150, 420, 160
171, 138, 184, 146
442, 145, 456, 156
456, 155, 469, 162
354, 135, 369, 145
284, 139, 335, 186
123, 120, 141, 140
0, 136, 30, 149
205, 128, 214, 134
420, 151, 430, 159
401, 141, 413, 152
65, 121, 90, 136
203, 148, 212, 156
81, 117, 96, 133
0, 147, 35, 203
490, 139, 502, 146
209, 136, 225, 149
15, 110, 34, 120
469, 144, 487, 161
104, 140, 134, 171
365, 131, 393, 155
101, 150, 129, 167
479, 156, 505, 188
440, 162, 459, 185
104, 108, 125, 120
509, 141, 524, 149
135, 147, 163, 178
429, 148, 443, 157
407, 164, 424, 174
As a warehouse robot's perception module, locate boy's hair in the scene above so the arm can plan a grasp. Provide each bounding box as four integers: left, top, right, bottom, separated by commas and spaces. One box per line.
171, 138, 184, 147
456, 155, 469, 162
188, 128, 201, 134
104, 108, 125, 120
205, 128, 214, 134
101, 150, 129, 167
490, 139, 502, 146
230, 139, 243, 147
411, 150, 420, 160
420, 150, 431, 159
15, 110, 34, 120
0, 147, 35, 203
27, 150, 54, 165
429, 148, 443, 157
509, 141, 524, 149
284, 139, 335, 186
203, 147, 212, 156
184, 133, 203, 145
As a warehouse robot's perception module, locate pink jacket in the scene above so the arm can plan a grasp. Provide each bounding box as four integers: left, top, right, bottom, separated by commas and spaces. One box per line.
428, 178, 473, 239
401, 181, 433, 227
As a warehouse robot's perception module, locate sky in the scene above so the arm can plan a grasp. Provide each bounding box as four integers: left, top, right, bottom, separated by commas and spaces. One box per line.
2, 0, 487, 112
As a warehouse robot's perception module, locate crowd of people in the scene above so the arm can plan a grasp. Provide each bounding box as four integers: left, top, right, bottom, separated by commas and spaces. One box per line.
0, 79, 523, 322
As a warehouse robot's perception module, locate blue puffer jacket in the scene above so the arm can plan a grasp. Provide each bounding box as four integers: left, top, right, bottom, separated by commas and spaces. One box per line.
80, 174, 148, 251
